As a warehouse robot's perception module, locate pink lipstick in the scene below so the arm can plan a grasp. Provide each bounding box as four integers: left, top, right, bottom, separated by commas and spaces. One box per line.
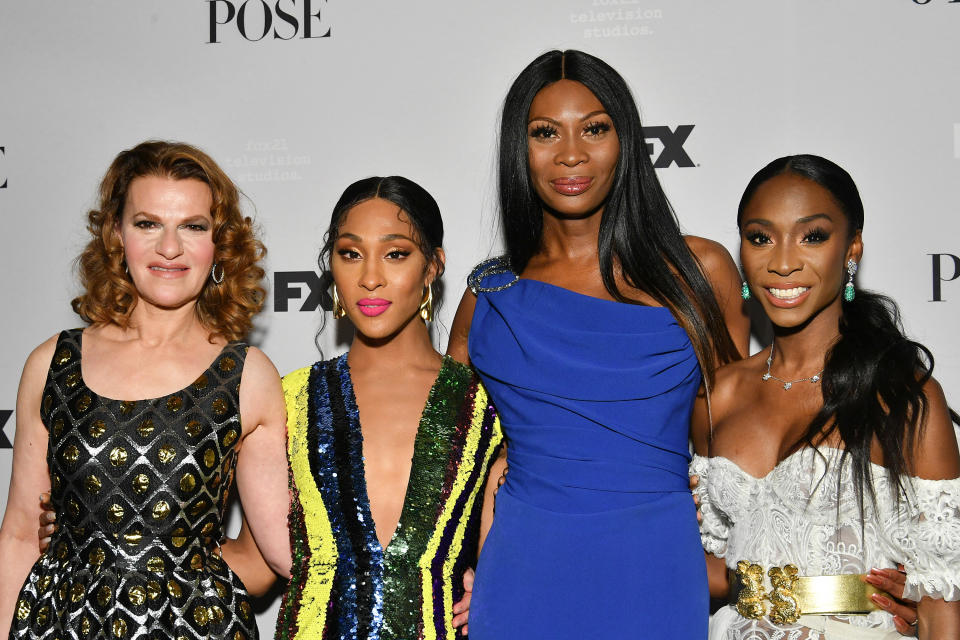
550, 177, 593, 196
357, 298, 391, 317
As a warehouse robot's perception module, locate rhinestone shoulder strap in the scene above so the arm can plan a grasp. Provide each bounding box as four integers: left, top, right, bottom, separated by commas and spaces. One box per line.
467, 256, 519, 294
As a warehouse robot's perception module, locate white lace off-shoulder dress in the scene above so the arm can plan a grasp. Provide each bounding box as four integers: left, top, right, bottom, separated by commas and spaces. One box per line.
691, 447, 960, 639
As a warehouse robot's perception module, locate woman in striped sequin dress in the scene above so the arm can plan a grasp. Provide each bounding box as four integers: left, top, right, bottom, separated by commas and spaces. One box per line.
225, 176, 506, 640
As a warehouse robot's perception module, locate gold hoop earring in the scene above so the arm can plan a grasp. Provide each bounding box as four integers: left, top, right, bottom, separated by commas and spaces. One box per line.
419, 284, 434, 322
331, 286, 346, 319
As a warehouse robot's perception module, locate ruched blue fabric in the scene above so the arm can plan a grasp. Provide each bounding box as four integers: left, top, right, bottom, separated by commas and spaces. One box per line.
468, 263, 709, 639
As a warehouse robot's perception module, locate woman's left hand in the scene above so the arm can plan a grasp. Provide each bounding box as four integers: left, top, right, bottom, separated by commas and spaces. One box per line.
451, 567, 474, 635
38, 492, 55, 553
865, 566, 917, 636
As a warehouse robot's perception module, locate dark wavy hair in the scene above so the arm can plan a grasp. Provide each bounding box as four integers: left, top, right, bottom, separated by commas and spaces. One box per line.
72, 140, 266, 342
498, 50, 739, 381
738, 154, 959, 507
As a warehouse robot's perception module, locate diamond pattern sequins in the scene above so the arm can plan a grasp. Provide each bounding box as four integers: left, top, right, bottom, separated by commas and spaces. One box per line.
12, 330, 257, 639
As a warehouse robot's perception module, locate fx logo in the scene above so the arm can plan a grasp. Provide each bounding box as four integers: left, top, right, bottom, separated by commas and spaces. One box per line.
208, 0, 331, 43
0, 410, 12, 449
642, 125, 695, 168
930, 253, 960, 301
274, 270, 331, 312
0, 147, 7, 189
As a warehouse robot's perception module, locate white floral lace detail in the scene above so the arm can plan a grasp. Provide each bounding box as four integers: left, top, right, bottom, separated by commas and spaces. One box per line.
692, 448, 960, 639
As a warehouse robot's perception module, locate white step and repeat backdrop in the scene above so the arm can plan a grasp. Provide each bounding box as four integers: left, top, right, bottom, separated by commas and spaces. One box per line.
2, 1, 958, 633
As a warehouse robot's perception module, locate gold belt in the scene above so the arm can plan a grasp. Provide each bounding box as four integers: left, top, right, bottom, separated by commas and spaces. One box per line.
729, 561, 891, 624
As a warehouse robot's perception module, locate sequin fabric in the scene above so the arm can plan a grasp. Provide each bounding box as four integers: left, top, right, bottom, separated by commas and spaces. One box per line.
276, 355, 503, 640
11, 329, 258, 640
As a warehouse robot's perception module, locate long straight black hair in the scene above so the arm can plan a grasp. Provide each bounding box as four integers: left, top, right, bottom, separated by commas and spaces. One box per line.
738, 154, 959, 506
498, 50, 739, 380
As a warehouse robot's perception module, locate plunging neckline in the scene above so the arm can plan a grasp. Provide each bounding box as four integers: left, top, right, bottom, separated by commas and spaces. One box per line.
342, 353, 449, 554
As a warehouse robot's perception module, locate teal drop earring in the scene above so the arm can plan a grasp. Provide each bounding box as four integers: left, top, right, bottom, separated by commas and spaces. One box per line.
844, 259, 858, 302
741, 281, 751, 300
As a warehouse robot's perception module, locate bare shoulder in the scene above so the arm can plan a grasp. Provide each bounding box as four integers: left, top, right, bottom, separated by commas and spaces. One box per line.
14, 334, 62, 430
912, 376, 960, 480
710, 354, 762, 420
243, 345, 281, 379
692, 352, 765, 454
683, 235, 749, 356
21, 334, 61, 389
684, 235, 737, 272
682, 234, 740, 295
447, 286, 477, 365
238, 346, 284, 430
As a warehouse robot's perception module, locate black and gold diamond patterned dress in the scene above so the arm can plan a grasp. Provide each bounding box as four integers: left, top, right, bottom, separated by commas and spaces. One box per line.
10, 329, 258, 640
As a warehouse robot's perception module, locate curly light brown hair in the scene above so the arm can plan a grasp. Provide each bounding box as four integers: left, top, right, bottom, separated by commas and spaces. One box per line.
72, 140, 266, 342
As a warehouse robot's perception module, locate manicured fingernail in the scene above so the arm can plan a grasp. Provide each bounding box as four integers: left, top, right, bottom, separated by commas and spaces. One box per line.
871, 594, 890, 607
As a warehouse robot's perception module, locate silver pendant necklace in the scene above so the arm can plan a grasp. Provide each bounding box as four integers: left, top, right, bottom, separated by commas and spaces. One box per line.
762, 342, 824, 390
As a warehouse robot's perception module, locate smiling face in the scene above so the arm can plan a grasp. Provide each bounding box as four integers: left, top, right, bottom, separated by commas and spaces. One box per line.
739, 172, 862, 329
332, 198, 441, 340
526, 79, 620, 218
117, 175, 216, 312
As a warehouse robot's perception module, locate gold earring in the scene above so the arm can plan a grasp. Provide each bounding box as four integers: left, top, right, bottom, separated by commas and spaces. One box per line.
419, 285, 434, 322
331, 286, 346, 319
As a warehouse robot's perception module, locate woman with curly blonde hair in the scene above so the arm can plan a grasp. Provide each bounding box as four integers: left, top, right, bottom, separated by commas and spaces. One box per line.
0, 140, 291, 639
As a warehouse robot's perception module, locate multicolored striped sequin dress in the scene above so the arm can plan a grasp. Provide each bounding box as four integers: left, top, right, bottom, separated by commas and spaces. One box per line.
276, 354, 503, 640
10, 329, 258, 640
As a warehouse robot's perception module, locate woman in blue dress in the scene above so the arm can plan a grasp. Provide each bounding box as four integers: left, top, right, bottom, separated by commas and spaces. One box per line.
447, 50, 750, 638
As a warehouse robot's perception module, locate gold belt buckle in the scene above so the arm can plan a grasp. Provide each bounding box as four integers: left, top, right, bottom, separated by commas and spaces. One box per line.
732, 561, 889, 624
733, 561, 801, 624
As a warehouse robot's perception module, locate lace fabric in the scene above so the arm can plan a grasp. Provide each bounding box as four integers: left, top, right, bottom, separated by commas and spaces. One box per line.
692, 448, 960, 639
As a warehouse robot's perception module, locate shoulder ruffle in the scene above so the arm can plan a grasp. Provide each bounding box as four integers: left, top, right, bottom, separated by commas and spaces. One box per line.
882, 476, 960, 601
690, 455, 730, 557
467, 256, 518, 294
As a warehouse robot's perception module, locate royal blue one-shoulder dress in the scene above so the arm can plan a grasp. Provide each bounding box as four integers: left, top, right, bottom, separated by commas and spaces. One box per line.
466, 258, 708, 639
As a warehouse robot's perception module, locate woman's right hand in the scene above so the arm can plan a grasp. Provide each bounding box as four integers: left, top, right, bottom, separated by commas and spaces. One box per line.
37, 492, 55, 553
690, 474, 702, 524
865, 567, 919, 635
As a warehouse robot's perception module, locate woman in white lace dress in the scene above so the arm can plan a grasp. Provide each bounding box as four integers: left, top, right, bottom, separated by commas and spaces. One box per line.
691, 155, 960, 639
